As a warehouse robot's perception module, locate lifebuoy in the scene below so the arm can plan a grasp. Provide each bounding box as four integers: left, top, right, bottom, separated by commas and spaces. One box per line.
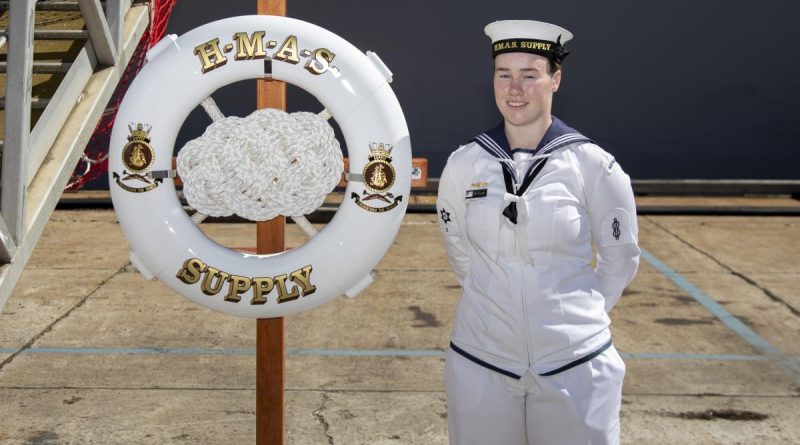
109, 16, 411, 318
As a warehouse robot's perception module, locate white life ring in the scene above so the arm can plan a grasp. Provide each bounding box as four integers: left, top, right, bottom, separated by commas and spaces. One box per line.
109, 15, 410, 318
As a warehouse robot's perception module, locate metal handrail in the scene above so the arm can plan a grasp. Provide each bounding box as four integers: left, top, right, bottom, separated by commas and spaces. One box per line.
0, 0, 147, 311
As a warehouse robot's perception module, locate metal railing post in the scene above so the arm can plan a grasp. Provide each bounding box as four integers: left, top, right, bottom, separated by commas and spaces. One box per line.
0, 0, 36, 260
106, 0, 126, 56
78, 0, 118, 66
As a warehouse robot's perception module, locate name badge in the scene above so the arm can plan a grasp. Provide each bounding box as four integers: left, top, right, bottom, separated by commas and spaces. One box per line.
466, 189, 487, 199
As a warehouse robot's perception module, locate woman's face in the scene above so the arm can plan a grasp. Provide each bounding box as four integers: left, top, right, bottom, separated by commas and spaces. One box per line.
493, 52, 561, 128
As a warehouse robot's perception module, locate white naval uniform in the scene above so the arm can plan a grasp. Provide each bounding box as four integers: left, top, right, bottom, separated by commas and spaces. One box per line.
437, 118, 640, 444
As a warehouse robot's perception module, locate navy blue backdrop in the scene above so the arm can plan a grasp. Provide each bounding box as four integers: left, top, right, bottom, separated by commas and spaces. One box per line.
166, 0, 800, 179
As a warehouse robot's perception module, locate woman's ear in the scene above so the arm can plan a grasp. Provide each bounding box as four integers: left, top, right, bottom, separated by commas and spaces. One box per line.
552, 69, 562, 92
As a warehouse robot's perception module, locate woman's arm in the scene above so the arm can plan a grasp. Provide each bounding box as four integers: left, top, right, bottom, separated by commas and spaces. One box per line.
582, 145, 641, 312
436, 152, 473, 285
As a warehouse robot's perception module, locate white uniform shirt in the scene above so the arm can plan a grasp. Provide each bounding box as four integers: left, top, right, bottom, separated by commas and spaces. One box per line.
437, 118, 640, 376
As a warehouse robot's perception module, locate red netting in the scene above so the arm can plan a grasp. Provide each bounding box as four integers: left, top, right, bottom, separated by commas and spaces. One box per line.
66, 0, 178, 190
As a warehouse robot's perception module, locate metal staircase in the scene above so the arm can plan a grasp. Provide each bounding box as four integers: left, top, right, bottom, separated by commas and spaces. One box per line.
0, 0, 150, 310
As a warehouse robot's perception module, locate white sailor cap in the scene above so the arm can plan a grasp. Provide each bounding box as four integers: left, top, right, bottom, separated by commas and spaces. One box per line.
484, 20, 573, 63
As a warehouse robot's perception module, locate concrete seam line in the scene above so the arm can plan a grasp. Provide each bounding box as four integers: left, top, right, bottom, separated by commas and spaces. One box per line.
0, 347, 449, 357
640, 248, 781, 355
643, 216, 800, 317
0, 263, 129, 371
2, 347, 798, 363
640, 248, 800, 384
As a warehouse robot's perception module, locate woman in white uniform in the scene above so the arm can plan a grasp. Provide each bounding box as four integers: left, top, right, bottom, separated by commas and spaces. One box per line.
437, 20, 641, 445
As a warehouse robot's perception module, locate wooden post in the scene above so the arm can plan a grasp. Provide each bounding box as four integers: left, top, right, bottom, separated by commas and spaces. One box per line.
256, 2, 286, 444
255, 218, 285, 445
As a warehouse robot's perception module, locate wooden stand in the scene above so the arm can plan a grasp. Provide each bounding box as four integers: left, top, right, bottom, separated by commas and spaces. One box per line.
256, 2, 286, 444
255, 217, 285, 445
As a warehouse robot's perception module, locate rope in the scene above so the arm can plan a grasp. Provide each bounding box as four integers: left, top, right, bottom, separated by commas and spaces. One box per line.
176, 108, 343, 222
291, 215, 319, 237
191, 211, 208, 224
200, 97, 226, 122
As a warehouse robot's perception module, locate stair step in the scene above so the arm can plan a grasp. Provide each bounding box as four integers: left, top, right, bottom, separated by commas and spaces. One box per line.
0, 61, 72, 74
0, 1, 85, 12
0, 29, 89, 40
0, 97, 51, 110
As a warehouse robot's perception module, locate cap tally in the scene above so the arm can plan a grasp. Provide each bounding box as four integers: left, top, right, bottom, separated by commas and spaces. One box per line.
485, 20, 573, 64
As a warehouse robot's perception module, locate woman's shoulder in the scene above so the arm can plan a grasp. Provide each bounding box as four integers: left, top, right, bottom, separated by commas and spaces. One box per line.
445, 141, 491, 167
559, 141, 616, 170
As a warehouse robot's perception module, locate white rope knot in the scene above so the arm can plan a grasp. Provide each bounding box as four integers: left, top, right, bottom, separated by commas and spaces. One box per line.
503, 193, 521, 204
176, 108, 343, 221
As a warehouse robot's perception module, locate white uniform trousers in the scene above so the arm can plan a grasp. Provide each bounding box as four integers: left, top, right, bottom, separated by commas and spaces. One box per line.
445, 346, 626, 445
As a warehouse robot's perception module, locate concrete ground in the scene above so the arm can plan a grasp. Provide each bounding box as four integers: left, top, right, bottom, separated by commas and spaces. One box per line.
1, 203, 799, 444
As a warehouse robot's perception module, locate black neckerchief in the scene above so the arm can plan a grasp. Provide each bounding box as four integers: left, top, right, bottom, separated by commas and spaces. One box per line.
471, 117, 592, 224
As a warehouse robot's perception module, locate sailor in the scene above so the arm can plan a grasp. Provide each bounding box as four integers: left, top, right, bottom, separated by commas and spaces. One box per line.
437, 19, 641, 445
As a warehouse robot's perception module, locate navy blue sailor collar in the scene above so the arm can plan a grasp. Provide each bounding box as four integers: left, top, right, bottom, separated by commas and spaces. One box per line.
472, 115, 593, 197
473, 116, 583, 159
471, 117, 592, 223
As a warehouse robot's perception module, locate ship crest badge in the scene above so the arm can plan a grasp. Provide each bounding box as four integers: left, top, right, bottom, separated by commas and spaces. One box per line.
351, 142, 403, 213
113, 123, 162, 193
